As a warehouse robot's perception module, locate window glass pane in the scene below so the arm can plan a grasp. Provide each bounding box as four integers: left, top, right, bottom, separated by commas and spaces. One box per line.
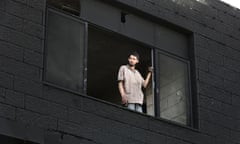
158, 54, 189, 125
45, 10, 86, 93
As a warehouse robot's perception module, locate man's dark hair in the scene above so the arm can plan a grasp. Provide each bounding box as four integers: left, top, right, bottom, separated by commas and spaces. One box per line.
128, 51, 140, 60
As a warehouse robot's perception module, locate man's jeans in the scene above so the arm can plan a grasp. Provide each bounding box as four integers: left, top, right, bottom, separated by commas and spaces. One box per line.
127, 103, 143, 113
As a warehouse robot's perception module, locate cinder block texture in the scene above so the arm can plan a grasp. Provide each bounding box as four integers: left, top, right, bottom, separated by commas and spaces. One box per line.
0, 0, 239, 144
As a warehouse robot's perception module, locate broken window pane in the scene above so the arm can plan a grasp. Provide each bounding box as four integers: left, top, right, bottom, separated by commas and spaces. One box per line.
158, 53, 190, 125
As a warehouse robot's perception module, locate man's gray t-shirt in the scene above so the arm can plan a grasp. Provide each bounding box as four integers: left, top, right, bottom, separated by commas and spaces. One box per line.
118, 65, 144, 104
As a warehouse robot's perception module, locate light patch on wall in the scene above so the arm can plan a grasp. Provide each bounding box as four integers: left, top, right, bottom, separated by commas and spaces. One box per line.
195, 0, 208, 5
171, 0, 208, 10
220, 0, 240, 9
172, 0, 240, 11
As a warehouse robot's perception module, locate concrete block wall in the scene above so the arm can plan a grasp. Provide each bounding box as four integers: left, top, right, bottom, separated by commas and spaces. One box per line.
0, 0, 239, 144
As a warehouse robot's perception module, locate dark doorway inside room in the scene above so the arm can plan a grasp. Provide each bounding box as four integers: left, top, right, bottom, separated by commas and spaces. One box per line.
87, 26, 153, 113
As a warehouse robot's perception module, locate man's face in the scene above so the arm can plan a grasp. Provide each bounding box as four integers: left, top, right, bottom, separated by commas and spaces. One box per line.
128, 55, 139, 66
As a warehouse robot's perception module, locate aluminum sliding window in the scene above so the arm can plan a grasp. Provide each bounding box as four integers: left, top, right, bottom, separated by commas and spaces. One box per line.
44, 8, 87, 93
155, 51, 191, 125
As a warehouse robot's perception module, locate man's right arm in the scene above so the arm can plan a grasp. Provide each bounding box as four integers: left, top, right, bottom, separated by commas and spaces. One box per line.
118, 81, 127, 104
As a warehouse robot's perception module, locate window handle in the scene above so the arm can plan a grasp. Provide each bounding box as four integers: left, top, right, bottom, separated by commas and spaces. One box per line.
156, 88, 159, 94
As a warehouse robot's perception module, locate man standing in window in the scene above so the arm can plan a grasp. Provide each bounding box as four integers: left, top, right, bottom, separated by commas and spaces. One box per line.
118, 52, 152, 113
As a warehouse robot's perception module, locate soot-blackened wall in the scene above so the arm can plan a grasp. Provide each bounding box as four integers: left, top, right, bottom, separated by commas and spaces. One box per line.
0, 0, 239, 143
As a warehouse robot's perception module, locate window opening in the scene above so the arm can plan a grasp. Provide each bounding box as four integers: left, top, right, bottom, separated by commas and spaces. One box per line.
44, 7, 194, 126
87, 26, 153, 114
